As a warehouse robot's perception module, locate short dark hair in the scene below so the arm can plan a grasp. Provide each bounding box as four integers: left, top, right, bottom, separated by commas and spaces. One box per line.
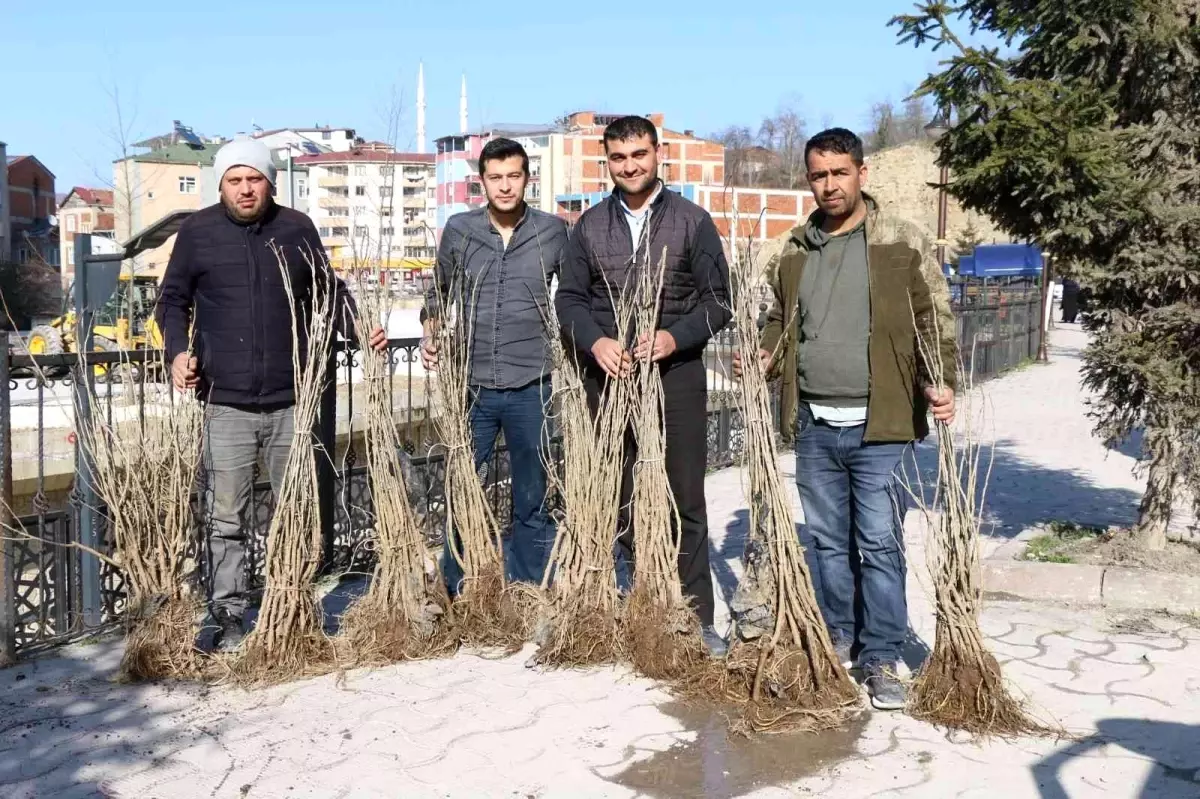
478, 137, 529, 176
602, 116, 659, 151
804, 128, 864, 169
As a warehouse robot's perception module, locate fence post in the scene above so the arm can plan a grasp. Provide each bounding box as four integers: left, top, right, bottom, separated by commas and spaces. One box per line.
316, 348, 337, 570
1, 332, 16, 664
73, 234, 104, 627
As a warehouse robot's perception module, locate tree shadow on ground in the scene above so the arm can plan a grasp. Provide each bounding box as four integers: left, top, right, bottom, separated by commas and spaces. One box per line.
0, 641, 212, 798
901, 438, 1143, 543
1033, 719, 1200, 799
716, 508, 931, 672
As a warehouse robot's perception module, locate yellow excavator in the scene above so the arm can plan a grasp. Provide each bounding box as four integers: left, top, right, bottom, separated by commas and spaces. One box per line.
25, 210, 193, 362
26, 273, 163, 356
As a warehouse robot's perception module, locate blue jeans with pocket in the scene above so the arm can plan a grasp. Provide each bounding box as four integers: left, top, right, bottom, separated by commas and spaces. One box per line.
442, 378, 554, 594
794, 404, 911, 666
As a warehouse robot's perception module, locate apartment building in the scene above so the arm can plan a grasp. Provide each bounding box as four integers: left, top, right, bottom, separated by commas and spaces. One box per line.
295, 148, 436, 276
251, 126, 360, 214
5, 154, 58, 266
57, 187, 115, 284
553, 184, 817, 243
433, 112, 726, 234
113, 140, 220, 277
0, 141, 9, 262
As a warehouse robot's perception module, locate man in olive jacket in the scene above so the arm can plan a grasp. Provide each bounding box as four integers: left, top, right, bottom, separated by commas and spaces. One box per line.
738, 128, 957, 708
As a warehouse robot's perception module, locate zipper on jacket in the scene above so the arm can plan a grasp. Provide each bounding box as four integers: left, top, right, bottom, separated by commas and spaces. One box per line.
245, 226, 263, 397
864, 218, 876, 441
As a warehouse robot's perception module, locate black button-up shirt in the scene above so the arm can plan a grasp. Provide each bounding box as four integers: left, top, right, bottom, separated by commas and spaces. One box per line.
425, 205, 568, 389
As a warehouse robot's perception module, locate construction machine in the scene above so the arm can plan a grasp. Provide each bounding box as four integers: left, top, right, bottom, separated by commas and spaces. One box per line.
25, 210, 194, 358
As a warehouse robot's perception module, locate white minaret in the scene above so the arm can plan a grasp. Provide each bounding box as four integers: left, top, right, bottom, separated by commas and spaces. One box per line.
416, 62, 427, 153
459, 74, 469, 134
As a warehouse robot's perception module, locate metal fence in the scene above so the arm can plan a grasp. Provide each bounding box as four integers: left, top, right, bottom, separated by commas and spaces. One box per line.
0, 290, 1039, 661
953, 291, 1044, 382
0, 334, 758, 660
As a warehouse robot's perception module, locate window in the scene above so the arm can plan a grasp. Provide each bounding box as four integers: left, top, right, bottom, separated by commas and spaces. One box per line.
354, 165, 366, 177
379, 166, 394, 176
328, 166, 348, 176
403, 186, 421, 197
404, 246, 435, 258
528, 183, 541, 201
328, 207, 348, 216
530, 158, 541, 178
322, 130, 332, 140
355, 205, 367, 216
319, 227, 330, 237
331, 226, 348, 237
355, 185, 366, 196
67, 248, 75, 265
147, 190, 155, 200
403, 226, 423, 237
427, 187, 435, 198
297, 179, 309, 199
380, 207, 392, 217
67, 216, 77, 232
379, 186, 393, 198
380, 226, 394, 236
354, 226, 369, 238
179, 176, 197, 194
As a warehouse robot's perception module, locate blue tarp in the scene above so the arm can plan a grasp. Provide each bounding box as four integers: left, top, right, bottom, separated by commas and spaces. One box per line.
970, 244, 1043, 277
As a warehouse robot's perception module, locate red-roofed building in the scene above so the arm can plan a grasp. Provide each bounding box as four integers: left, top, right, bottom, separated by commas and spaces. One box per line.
294, 149, 437, 274
58, 187, 116, 284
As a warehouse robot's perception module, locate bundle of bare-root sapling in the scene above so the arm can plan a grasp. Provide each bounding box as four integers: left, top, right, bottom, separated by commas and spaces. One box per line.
621, 252, 706, 679
432, 261, 532, 650
235, 246, 338, 683
906, 304, 1048, 737
337, 271, 455, 664
708, 248, 859, 733
79, 354, 204, 681
534, 282, 634, 668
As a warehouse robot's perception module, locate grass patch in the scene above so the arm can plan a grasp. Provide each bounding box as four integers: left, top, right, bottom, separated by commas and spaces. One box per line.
1021, 521, 1105, 564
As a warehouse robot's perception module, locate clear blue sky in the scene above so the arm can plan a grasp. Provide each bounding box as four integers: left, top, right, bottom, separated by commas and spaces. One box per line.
5, 0, 983, 191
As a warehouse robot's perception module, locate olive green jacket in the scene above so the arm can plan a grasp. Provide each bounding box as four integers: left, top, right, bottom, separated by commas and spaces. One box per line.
760, 195, 958, 443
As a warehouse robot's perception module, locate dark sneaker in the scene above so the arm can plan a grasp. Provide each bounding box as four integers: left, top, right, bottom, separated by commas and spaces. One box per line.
863, 661, 906, 710
197, 608, 246, 654
701, 625, 729, 659
833, 637, 854, 670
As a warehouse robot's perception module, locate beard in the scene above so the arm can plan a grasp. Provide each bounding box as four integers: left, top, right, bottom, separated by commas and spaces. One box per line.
614, 172, 658, 197
222, 194, 270, 223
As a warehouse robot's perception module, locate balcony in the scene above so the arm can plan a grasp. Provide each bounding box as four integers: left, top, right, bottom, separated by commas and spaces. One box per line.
324, 216, 350, 227
318, 176, 347, 188
318, 196, 350, 209
402, 196, 426, 208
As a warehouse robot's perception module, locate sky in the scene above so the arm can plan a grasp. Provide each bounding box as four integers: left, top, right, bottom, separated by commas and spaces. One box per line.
3, 0, 987, 192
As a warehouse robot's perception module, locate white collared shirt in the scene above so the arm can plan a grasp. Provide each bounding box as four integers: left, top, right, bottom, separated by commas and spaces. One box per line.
618, 183, 663, 253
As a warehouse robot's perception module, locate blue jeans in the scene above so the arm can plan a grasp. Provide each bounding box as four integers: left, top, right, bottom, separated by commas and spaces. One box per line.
442, 378, 554, 594
794, 405, 910, 666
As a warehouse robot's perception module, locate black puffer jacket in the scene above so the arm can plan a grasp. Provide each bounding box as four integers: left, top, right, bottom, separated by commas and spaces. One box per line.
556, 183, 731, 362
156, 201, 354, 406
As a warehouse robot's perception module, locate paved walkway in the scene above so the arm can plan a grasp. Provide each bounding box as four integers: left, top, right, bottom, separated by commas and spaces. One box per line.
2, 327, 1198, 798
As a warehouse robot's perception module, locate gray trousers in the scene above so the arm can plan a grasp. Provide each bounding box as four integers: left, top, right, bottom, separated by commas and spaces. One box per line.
202, 403, 294, 617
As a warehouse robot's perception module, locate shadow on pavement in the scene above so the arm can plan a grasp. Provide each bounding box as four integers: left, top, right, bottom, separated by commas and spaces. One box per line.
903, 438, 1142, 542
0, 641, 208, 798
1033, 719, 1200, 799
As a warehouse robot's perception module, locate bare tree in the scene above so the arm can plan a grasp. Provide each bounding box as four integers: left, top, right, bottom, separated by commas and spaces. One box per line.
757, 100, 807, 189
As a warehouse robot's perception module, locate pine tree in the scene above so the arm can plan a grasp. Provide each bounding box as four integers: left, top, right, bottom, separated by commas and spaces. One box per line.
950, 218, 984, 265
892, 0, 1200, 548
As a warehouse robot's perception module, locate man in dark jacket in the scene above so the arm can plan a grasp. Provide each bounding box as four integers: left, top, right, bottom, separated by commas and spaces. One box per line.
156, 138, 385, 651
420, 138, 567, 591
555, 115, 731, 656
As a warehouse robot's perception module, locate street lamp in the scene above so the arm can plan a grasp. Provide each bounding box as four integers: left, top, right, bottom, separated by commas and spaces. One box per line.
925, 109, 951, 270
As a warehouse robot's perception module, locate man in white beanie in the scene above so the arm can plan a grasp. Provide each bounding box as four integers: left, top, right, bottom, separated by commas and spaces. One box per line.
156, 137, 387, 652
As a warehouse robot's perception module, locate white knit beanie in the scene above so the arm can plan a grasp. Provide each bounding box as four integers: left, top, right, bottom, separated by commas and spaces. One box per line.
213, 137, 277, 186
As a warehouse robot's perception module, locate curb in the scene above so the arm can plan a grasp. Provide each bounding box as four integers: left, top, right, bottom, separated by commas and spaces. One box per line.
983, 560, 1200, 616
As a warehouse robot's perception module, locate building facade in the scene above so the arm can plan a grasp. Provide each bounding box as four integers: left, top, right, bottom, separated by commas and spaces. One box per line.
0, 141, 9, 263
5, 154, 58, 266
113, 141, 221, 277
295, 149, 436, 276
57, 187, 116, 285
